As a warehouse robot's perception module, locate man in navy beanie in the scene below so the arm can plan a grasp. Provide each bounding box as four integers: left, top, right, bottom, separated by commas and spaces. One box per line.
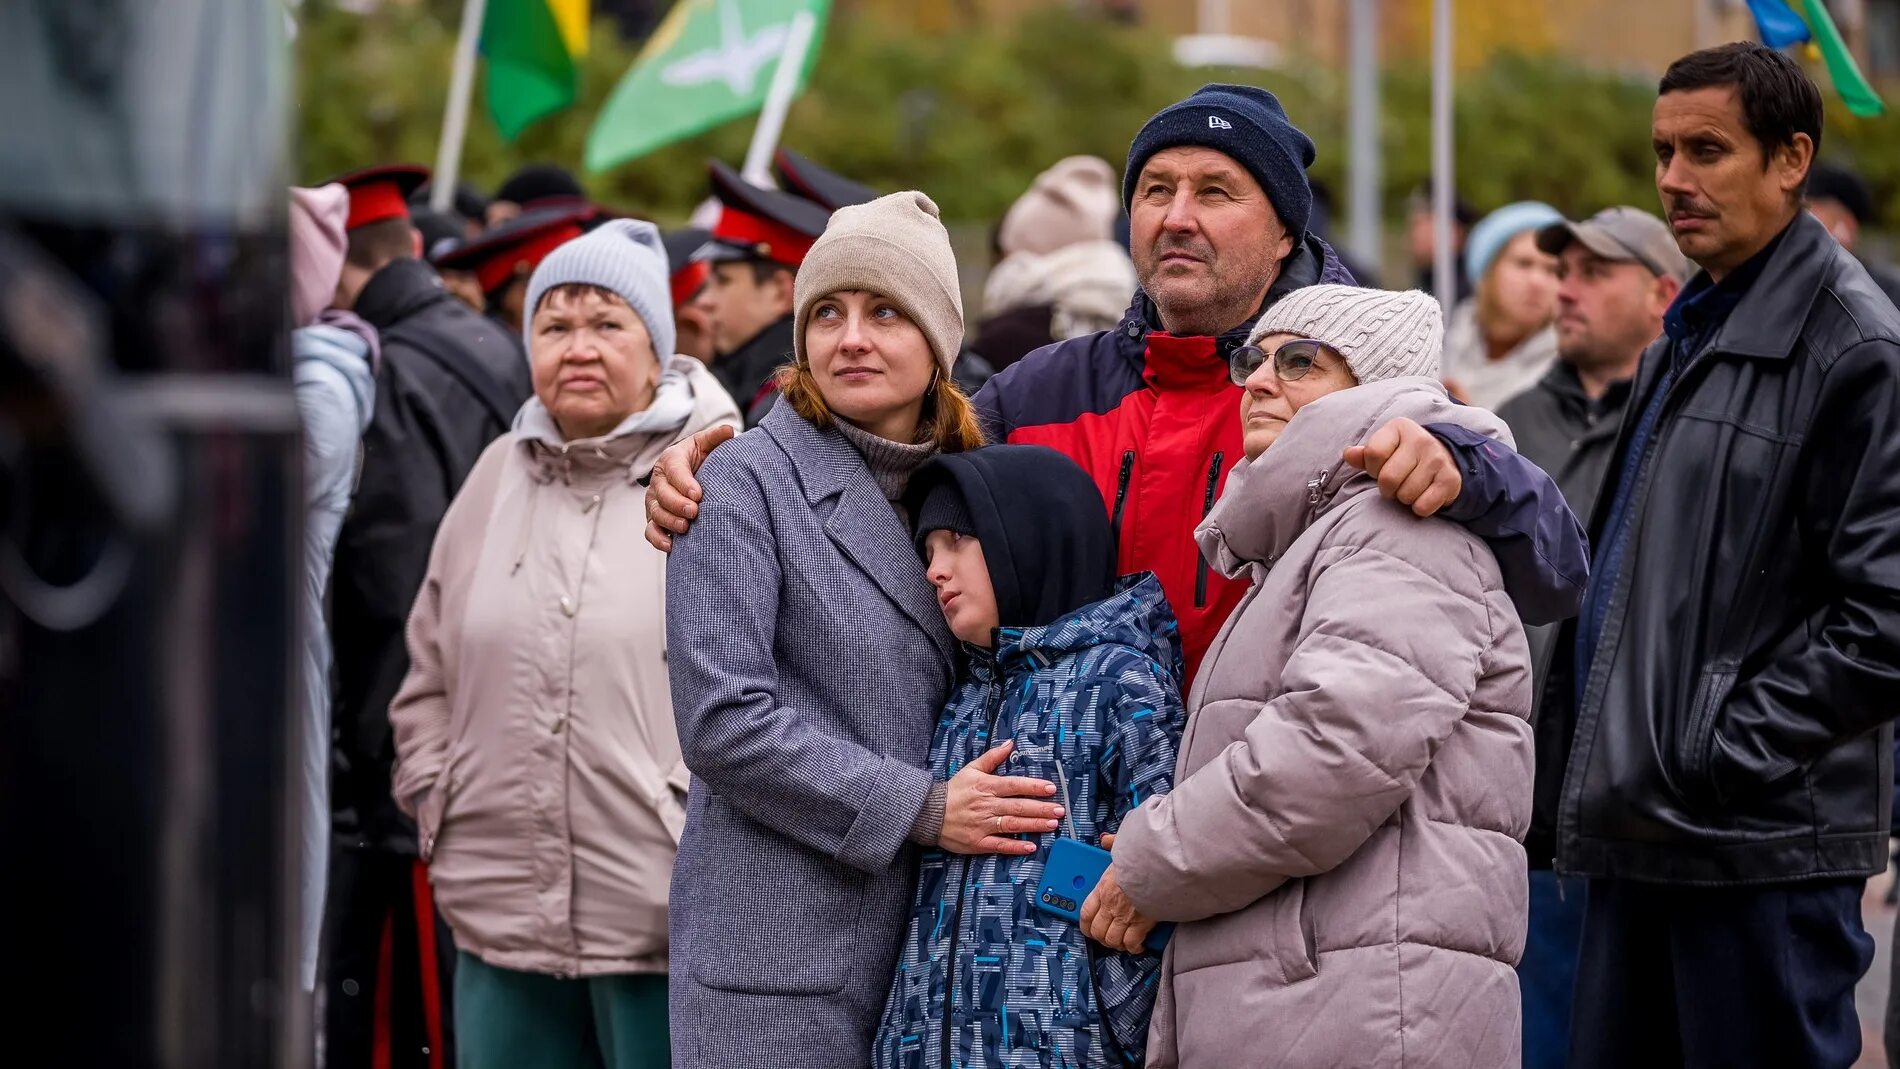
645, 83, 1589, 702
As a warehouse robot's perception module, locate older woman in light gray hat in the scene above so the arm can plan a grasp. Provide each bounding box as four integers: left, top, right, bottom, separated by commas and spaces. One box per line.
1084, 285, 1536, 1068
389, 218, 740, 1069
664, 191, 1069, 1069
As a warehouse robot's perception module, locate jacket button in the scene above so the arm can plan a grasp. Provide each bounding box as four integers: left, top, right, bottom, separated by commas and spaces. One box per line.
559, 596, 576, 617
584, 494, 601, 513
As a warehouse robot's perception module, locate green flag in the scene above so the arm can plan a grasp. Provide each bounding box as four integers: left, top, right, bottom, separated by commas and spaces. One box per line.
1798, 0, 1885, 118
483, 0, 592, 141
584, 0, 831, 173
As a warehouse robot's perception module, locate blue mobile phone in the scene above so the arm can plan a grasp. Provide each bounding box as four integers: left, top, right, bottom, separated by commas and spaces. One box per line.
1036, 838, 1172, 953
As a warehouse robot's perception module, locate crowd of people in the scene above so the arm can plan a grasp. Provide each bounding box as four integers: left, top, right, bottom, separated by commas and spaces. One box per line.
286, 37, 1900, 1069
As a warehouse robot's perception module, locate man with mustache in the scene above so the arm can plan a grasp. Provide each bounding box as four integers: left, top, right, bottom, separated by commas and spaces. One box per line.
1495, 205, 1688, 1069
648, 85, 1589, 686
1542, 44, 1900, 1068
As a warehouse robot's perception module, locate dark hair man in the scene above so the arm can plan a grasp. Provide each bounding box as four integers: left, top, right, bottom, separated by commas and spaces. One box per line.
1496, 204, 1688, 1068
1546, 43, 1900, 1068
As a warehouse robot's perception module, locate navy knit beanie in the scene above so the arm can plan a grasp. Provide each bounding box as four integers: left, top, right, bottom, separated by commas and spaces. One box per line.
1123, 84, 1317, 239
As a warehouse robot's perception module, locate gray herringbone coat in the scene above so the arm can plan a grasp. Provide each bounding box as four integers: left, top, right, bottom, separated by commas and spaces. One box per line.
665, 403, 957, 1068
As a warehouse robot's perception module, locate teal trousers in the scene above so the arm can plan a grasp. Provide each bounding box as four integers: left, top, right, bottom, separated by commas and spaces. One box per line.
454, 952, 670, 1069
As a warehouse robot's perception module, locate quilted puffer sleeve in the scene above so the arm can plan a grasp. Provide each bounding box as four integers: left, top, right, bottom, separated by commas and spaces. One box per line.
1113, 522, 1497, 923
1091, 648, 1188, 1058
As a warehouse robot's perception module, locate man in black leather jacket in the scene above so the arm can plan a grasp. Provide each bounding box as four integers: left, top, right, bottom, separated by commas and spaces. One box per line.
1546, 45, 1900, 1068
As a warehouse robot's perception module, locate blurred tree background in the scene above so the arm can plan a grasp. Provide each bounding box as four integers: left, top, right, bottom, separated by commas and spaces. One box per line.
295, 0, 1900, 253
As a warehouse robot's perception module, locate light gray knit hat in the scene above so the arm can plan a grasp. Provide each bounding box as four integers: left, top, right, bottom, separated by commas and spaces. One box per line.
793, 190, 963, 375
1247, 285, 1443, 383
522, 218, 675, 361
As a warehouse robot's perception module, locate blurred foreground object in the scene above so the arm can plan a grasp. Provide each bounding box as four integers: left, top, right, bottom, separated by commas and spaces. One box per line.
0, 1, 302, 1065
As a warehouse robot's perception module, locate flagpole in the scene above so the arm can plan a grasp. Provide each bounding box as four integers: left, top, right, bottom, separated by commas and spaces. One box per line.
1346, 0, 1382, 272
740, 10, 818, 186
1430, 0, 1454, 314
432, 0, 489, 213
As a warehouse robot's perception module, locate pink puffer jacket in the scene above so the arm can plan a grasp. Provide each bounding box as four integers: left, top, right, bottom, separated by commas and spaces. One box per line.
390, 357, 740, 978
1113, 377, 1534, 1068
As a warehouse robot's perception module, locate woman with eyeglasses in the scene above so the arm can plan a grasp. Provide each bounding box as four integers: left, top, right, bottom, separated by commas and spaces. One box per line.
1080, 286, 1537, 1068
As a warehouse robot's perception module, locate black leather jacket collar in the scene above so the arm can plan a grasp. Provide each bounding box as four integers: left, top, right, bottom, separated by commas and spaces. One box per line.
1549, 212, 1900, 885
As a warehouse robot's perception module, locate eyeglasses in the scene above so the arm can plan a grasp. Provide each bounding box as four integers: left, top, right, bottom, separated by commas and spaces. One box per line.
1228, 338, 1342, 387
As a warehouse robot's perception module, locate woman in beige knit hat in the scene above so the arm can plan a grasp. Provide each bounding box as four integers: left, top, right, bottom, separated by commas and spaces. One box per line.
663, 191, 1068, 1069
1086, 284, 1537, 1068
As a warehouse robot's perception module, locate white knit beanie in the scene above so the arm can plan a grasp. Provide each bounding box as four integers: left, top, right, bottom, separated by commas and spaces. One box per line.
1248, 285, 1443, 383
998, 156, 1121, 258
523, 219, 675, 360
793, 190, 964, 375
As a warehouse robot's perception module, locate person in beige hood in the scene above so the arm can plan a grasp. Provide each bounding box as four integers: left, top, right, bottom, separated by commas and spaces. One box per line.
390, 219, 740, 1069
1081, 285, 1535, 1067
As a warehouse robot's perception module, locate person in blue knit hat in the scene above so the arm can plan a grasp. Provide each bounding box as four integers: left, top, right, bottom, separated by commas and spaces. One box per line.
1441, 201, 1566, 410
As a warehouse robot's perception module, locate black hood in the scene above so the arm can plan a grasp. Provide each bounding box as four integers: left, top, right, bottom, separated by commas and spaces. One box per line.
905, 445, 1115, 631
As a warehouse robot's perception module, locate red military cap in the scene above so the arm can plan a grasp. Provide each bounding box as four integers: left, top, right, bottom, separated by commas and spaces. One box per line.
696, 161, 831, 270
431, 202, 601, 294
327, 164, 431, 231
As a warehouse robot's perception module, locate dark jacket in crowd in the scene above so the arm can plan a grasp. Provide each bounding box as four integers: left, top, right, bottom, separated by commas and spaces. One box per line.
973, 233, 1589, 684
875, 447, 1184, 1069
971, 302, 1059, 370
1548, 212, 1900, 885
1497, 362, 1634, 868
1866, 259, 1900, 312
330, 257, 531, 854
718, 314, 795, 429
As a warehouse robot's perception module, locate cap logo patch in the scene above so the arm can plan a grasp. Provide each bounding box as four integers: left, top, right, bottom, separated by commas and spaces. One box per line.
1207, 115, 1233, 130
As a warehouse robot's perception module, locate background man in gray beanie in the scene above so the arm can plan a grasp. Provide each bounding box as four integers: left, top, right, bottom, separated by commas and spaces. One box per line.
646, 84, 1589, 687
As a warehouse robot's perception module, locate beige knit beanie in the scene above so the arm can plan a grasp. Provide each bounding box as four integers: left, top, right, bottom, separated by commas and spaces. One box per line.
1247, 285, 1444, 383
793, 190, 964, 376
997, 156, 1121, 258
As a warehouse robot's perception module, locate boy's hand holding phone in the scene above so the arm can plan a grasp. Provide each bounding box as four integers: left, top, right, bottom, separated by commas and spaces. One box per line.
1080, 834, 1160, 954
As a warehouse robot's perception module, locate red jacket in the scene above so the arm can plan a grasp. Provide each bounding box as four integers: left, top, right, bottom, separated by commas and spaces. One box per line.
991, 329, 1246, 685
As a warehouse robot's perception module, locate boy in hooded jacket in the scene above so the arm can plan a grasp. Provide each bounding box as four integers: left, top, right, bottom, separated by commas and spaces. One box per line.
873, 445, 1186, 1069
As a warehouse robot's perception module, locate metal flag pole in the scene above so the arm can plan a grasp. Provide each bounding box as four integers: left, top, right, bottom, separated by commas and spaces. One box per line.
432, 0, 489, 213
741, 9, 818, 186
1431, 0, 1455, 313
1346, 0, 1382, 272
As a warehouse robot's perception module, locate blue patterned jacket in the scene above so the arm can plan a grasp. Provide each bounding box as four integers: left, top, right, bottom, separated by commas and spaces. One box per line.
872, 573, 1186, 1069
